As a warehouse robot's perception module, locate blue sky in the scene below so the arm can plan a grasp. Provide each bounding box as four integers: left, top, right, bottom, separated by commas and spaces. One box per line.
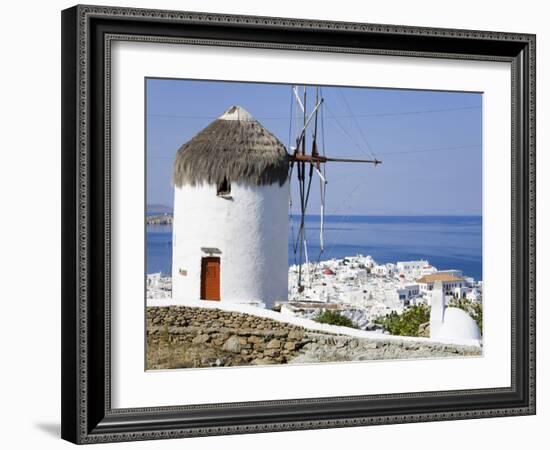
146, 78, 482, 216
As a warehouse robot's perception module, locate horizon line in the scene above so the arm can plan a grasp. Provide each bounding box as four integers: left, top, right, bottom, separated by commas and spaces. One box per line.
146, 206, 481, 217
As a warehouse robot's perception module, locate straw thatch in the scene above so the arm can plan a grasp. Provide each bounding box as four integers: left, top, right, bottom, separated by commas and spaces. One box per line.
173, 105, 289, 187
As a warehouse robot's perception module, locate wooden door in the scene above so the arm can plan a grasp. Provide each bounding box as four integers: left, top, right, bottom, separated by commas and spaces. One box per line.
200, 257, 220, 301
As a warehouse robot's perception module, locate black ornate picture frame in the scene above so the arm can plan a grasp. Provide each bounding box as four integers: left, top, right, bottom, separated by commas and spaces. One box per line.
61, 4, 536, 444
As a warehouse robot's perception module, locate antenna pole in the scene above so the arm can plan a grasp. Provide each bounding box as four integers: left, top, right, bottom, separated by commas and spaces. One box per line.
297, 86, 307, 290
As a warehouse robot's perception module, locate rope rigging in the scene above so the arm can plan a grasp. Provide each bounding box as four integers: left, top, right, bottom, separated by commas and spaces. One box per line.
288, 85, 382, 292
337, 88, 378, 161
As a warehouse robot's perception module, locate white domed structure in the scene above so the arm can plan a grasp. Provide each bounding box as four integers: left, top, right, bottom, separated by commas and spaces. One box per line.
430, 281, 481, 342
171, 105, 289, 307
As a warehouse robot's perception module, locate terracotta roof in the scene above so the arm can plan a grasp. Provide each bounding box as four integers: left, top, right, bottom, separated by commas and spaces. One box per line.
416, 273, 464, 283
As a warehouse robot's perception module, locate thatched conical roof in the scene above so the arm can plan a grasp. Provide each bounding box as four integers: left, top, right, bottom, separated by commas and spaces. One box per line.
172, 105, 289, 187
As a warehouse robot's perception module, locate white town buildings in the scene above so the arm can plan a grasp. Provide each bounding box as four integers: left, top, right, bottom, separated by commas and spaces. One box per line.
148, 252, 482, 345
284, 254, 481, 329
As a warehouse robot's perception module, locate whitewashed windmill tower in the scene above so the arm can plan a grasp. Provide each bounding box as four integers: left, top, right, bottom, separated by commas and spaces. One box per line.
171, 105, 289, 306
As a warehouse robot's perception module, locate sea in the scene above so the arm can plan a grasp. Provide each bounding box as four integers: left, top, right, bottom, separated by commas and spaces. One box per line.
146, 215, 482, 281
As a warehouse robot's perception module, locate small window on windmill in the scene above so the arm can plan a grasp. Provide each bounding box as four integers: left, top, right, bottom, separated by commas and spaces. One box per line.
217, 177, 231, 197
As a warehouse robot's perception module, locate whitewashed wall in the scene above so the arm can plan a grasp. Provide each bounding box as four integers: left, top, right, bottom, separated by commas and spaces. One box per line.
172, 181, 289, 307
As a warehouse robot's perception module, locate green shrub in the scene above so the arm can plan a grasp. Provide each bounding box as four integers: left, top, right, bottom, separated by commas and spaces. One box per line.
374, 299, 483, 337
314, 310, 356, 328
374, 304, 430, 337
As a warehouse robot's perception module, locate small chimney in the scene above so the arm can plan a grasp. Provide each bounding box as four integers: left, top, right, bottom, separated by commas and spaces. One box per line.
430, 281, 445, 339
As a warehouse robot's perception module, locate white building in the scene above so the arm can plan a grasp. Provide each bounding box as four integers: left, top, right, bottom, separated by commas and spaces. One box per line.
417, 273, 467, 296
436, 269, 463, 278
396, 260, 429, 278
420, 264, 438, 276
395, 284, 420, 303
466, 288, 482, 302
372, 263, 396, 277
146, 273, 172, 301
364, 255, 377, 269
171, 105, 289, 306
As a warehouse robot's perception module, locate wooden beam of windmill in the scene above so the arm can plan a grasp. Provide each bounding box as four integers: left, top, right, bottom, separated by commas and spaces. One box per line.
289, 154, 382, 165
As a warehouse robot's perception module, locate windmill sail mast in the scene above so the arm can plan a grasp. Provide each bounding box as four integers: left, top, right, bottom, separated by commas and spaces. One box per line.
289, 85, 382, 292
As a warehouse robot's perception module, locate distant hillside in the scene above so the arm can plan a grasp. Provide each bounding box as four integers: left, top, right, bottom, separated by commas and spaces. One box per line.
147, 204, 173, 214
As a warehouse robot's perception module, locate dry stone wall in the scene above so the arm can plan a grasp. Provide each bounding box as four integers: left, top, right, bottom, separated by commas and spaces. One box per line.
146, 306, 481, 370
